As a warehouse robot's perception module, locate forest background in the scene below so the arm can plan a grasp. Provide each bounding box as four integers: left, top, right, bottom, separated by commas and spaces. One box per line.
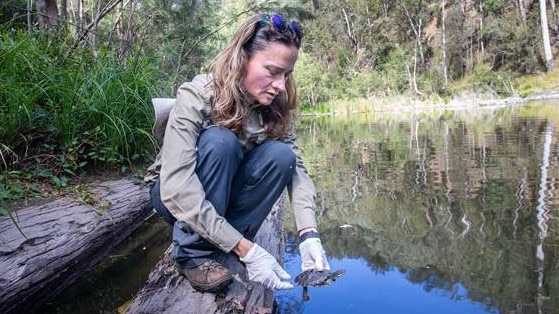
2, 0, 559, 213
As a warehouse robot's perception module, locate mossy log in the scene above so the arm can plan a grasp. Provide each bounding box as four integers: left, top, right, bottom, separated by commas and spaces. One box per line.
0, 179, 152, 314
124, 195, 287, 314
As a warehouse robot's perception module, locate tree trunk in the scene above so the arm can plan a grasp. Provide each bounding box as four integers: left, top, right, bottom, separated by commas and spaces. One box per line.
68, 0, 85, 38
92, 0, 103, 56
441, 0, 448, 85
26, 0, 32, 33
36, 0, 58, 29
550, 0, 559, 37
0, 179, 152, 314
115, 0, 137, 61
400, 0, 425, 65
400, 0, 425, 95
342, 6, 358, 51
540, 0, 555, 71
124, 195, 288, 314
478, 0, 485, 62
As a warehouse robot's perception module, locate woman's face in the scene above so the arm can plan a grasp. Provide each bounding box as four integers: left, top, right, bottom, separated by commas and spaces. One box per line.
242, 42, 299, 106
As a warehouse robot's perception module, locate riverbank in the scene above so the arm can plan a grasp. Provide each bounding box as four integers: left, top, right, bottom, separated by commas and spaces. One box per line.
302, 90, 559, 117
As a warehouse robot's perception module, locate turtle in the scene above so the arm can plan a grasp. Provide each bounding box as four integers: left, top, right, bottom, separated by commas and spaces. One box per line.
294, 269, 346, 287
294, 269, 346, 302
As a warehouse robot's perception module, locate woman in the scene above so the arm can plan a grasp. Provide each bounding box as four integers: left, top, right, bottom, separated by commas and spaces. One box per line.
145, 13, 330, 293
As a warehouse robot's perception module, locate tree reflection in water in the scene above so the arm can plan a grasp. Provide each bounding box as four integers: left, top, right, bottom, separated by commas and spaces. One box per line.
281, 101, 559, 313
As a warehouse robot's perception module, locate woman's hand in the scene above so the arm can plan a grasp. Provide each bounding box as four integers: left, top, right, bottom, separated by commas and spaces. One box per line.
299, 234, 330, 271
239, 243, 294, 290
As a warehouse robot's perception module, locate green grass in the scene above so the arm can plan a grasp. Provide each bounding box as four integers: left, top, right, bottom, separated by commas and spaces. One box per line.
514, 66, 559, 96
0, 30, 162, 212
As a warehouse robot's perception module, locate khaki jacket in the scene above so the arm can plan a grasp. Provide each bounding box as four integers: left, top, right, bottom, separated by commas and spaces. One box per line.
145, 74, 318, 253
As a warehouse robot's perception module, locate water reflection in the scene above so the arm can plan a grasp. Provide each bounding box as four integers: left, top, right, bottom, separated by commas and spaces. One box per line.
42, 218, 172, 314
276, 240, 495, 313
282, 101, 559, 313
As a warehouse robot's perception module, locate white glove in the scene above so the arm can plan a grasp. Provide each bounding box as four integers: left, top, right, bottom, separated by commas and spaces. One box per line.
240, 243, 294, 290
299, 237, 330, 271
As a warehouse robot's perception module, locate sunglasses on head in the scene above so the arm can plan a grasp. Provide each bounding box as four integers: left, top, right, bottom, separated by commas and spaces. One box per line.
258, 13, 302, 42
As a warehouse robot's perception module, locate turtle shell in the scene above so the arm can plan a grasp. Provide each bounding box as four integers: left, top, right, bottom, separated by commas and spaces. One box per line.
294, 269, 346, 287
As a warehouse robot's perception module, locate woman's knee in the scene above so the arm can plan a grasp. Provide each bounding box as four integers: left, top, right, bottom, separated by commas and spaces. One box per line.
263, 141, 296, 173
197, 127, 241, 157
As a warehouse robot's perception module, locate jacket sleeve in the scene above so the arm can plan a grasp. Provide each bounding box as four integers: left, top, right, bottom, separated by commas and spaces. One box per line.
280, 129, 318, 231
159, 75, 243, 252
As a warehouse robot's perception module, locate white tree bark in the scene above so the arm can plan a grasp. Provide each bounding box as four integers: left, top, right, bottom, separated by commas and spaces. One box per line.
535, 123, 553, 312
540, 0, 555, 71
400, 0, 424, 95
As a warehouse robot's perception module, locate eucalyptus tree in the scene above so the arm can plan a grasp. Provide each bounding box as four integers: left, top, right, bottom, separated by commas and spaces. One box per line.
398, 0, 428, 95
539, 0, 555, 71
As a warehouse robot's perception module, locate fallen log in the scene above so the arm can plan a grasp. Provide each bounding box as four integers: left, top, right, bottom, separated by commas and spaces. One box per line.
0, 178, 152, 314
124, 195, 287, 314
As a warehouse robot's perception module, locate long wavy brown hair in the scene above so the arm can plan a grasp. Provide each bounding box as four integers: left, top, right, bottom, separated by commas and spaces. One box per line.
209, 13, 302, 138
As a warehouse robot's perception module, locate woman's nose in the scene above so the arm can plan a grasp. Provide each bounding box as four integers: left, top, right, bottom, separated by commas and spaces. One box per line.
271, 76, 286, 92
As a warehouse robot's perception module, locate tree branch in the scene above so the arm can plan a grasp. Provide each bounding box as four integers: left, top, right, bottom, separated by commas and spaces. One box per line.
64, 0, 124, 61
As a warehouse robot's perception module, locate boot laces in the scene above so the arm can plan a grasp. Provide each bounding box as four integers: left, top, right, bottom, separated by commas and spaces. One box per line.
200, 260, 222, 271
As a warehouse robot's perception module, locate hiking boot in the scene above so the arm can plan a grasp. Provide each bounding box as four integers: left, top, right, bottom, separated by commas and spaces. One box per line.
176, 260, 233, 293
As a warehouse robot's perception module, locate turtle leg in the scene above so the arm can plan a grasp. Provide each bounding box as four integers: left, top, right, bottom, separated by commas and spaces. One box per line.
302, 286, 310, 302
